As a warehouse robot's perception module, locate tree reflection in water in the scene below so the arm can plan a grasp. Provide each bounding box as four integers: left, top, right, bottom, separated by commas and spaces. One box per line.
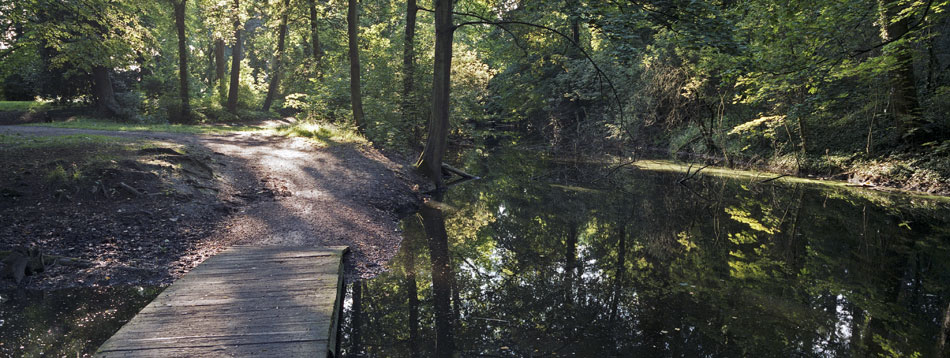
339, 150, 950, 357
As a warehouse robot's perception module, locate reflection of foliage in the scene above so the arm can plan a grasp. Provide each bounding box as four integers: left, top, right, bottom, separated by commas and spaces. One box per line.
0, 286, 161, 357
342, 149, 950, 357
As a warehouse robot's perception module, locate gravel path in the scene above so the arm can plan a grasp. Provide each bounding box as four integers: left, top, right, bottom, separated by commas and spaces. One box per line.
0, 126, 422, 283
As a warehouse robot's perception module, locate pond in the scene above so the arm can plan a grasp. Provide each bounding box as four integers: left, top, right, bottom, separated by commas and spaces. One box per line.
0, 286, 161, 357
339, 148, 950, 357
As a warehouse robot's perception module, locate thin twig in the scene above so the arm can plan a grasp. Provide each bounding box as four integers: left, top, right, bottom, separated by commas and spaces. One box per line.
759, 174, 788, 184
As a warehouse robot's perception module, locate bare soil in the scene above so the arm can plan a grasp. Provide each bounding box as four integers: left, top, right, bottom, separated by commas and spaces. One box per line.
0, 126, 423, 289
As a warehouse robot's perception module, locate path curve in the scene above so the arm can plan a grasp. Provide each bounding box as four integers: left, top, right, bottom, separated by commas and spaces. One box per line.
0, 126, 422, 281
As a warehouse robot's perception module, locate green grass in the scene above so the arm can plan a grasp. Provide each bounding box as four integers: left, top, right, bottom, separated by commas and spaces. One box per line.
274, 121, 366, 146
0, 133, 130, 149
0, 101, 52, 112
28, 117, 262, 134
1, 134, 138, 185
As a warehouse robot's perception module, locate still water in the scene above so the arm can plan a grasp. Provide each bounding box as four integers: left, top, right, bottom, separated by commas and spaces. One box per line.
340, 150, 950, 357
0, 286, 161, 357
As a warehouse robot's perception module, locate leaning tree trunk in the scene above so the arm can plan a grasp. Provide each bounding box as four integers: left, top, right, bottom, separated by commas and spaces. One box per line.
879, 0, 922, 142
262, 0, 289, 112
226, 0, 242, 113
92, 66, 120, 117
174, 0, 191, 122
347, 0, 366, 133
415, 0, 454, 187
403, 0, 418, 144
309, 0, 322, 74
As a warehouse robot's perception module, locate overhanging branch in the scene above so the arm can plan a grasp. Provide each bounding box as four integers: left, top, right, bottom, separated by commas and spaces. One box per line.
417, 5, 631, 142
452, 18, 630, 142
417, 6, 528, 56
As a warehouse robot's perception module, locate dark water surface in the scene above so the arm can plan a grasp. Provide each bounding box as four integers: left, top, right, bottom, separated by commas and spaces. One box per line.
340, 150, 950, 357
0, 286, 161, 357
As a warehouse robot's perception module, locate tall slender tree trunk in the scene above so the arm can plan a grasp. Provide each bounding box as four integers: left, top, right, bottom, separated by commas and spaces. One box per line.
350, 282, 363, 356
403, 0, 418, 144
309, 0, 322, 74
421, 193, 456, 358
262, 0, 289, 112
405, 241, 420, 358
879, 0, 922, 141
347, 0, 366, 133
174, 0, 191, 122
609, 225, 626, 323
226, 0, 242, 113
214, 38, 226, 97
937, 301, 950, 356
92, 66, 120, 117
564, 225, 577, 302
415, 0, 454, 187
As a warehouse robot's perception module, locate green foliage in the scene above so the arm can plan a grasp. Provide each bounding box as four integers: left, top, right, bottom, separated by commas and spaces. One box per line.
0, 0, 948, 189
0, 101, 51, 112
275, 120, 366, 147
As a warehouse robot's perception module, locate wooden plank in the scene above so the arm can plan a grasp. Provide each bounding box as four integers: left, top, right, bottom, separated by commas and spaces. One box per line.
97, 341, 327, 358
96, 246, 346, 358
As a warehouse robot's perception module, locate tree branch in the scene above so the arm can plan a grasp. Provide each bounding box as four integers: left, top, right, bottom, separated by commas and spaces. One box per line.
417, 6, 529, 56
852, 0, 935, 56
452, 19, 630, 141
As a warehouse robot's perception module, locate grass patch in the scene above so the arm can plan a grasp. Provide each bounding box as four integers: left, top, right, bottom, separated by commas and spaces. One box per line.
45, 163, 84, 184
0, 134, 152, 191
0, 101, 52, 112
27, 117, 262, 134
274, 121, 366, 146
0, 133, 131, 150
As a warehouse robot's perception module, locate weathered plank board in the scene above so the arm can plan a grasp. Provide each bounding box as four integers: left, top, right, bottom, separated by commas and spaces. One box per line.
96, 246, 347, 358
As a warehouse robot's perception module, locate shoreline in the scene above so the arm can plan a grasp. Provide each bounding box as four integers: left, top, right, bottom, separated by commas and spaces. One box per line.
0, 126, 423, 290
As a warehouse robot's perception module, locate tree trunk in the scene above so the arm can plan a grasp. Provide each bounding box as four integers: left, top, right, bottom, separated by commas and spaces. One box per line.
226, 0, 242, 113
403, 0, 418, 144
174, 0, 191, 122
937, 301, 950, 356
350, 281, 363, 356
564, 225, 577, 302
421, 193, 455, 358
879, 0, 922, 142
214, 39, 225, 81
214, 38, 226, 97
347, 0, 366, 133
405, 243, 420, 358
92, 66, 120, 117
262, 0, 289, 112
415, 0, 454, 187
609, 225, 626, 323
564, 0, 585, 144
309, 0, 322, 74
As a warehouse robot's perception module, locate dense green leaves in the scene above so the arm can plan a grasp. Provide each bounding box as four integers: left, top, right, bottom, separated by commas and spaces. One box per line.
0, 0, 948, 177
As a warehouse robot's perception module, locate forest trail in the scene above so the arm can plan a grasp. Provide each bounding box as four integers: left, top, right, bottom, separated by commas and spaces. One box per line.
0, 126, 420, 283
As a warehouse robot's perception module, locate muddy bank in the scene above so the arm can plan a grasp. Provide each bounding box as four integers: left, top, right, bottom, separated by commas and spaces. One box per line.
0, 126, 423, 290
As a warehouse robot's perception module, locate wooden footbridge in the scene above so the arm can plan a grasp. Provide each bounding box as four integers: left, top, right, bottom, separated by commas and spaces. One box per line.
96, 246, 347, 357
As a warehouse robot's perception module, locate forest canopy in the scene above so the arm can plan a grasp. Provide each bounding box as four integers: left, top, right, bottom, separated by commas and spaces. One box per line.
1, 0, 948, 188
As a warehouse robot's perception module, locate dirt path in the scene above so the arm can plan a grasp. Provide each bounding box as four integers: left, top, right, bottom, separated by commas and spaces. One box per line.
0, 126, 422, 286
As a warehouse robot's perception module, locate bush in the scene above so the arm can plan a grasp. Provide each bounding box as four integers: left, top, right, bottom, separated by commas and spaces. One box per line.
1, 73, 38, 101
